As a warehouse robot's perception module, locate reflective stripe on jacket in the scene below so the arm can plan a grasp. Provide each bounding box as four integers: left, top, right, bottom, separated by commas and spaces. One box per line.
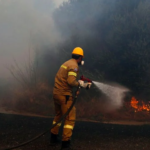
53, 59, 79, 96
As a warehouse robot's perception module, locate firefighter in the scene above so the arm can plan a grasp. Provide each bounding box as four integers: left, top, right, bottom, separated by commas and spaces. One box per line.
50, 47, 92, 149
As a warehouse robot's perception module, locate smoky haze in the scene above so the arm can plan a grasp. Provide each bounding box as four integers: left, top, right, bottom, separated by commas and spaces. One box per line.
0, 0, 68, 79
0, 0, 149, 121
52, 0, 150, 100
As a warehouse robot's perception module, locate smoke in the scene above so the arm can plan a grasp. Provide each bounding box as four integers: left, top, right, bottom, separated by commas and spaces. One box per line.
0, 0, 68, 78
54, 0, 68, 7
93, 81, 129, 112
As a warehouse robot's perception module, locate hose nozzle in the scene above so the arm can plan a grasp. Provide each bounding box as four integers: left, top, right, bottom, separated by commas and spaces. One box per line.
80, 75, 92, 83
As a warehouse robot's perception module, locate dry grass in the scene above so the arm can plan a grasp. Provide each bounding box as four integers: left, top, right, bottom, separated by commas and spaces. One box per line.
0, 82, 54, 116
1, 82, 150, 122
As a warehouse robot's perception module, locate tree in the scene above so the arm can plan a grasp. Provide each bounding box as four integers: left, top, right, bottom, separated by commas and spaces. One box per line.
50, 0, 150, 99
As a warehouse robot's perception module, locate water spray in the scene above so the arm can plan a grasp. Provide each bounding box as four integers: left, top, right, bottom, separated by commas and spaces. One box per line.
0, 75, 129, 150
93, 81, 129, 111
80, 74, 129, 111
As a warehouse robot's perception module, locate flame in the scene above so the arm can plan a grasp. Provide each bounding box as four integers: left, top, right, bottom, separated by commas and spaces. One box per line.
131, 97, 138, 109
130, 97, 150, 112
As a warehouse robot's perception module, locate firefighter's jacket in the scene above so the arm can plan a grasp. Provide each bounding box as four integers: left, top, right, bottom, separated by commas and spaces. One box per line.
53, 59, 79, 96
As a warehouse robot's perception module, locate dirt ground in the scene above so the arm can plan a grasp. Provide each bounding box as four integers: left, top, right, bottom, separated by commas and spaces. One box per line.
0, 113, 150, 150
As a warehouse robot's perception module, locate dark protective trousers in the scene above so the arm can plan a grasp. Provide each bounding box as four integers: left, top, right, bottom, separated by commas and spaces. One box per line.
51, 94, 76, 141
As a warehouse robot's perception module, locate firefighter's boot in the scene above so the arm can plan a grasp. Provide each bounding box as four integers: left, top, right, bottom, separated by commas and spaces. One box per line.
50, 132, 60, 146
60, 140, 72, 150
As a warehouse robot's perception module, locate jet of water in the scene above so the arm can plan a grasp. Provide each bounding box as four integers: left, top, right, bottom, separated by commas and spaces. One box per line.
93, 81, 129, 112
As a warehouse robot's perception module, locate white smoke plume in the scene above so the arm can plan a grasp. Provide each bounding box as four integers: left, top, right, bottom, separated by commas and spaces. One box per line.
0, 0, 68, 78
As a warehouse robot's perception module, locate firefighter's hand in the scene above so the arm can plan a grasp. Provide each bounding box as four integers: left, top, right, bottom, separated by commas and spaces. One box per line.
87, 83, 92, 89
78, 80, 92, 89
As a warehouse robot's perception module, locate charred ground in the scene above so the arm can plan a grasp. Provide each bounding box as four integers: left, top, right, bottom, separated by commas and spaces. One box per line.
0, 113, 150, 150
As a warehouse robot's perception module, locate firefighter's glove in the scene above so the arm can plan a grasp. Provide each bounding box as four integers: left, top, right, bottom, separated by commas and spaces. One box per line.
87, 82, 92, 89
78, 80, 92, 89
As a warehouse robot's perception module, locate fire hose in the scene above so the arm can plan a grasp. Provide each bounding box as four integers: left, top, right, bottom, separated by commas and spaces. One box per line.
1, 76, 92, 150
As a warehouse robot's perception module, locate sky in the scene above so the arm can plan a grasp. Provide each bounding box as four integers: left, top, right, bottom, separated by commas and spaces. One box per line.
0, 0, 68, 78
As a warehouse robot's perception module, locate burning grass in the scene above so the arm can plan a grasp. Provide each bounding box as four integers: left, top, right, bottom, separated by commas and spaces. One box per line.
76, 96, 150, 122
1, 84, 150, 123
131, 97, 150, 112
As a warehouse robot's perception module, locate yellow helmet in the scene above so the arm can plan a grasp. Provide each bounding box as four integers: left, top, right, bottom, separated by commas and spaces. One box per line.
72, 47, 84, 57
